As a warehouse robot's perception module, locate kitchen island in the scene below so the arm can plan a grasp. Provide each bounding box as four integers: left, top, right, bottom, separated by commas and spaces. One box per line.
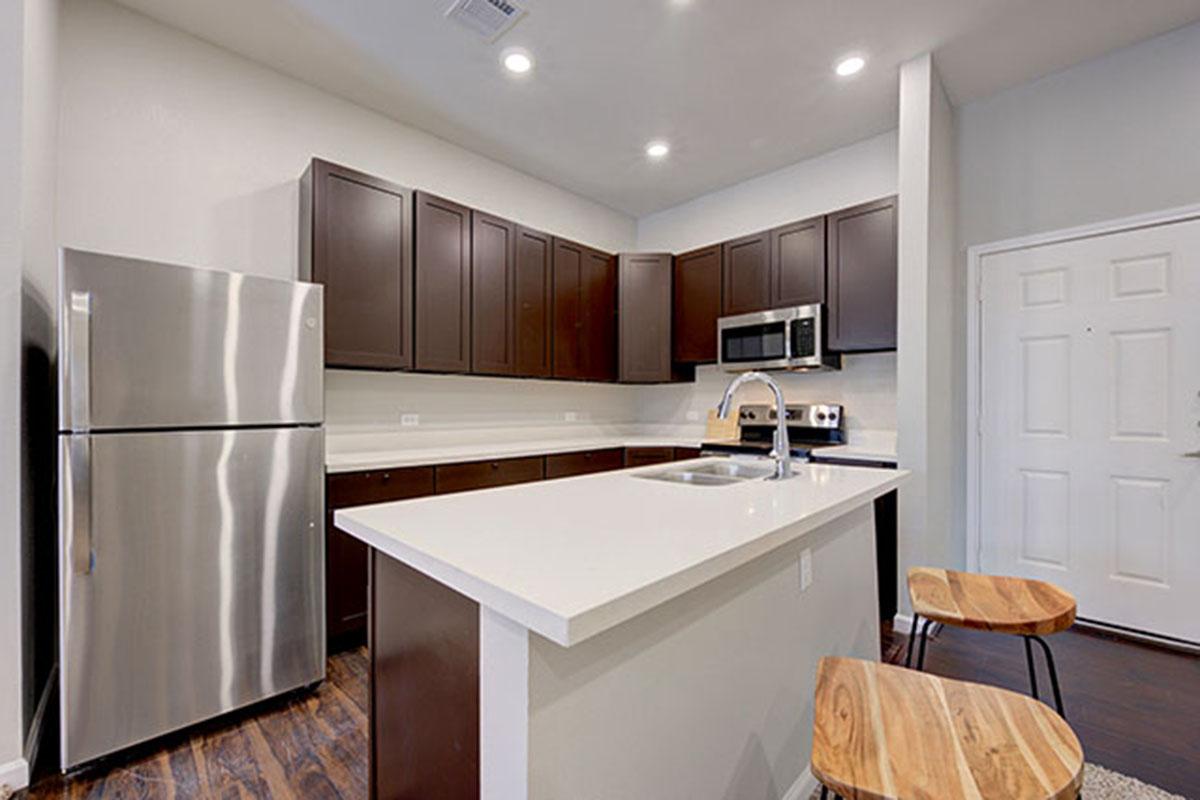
335, 457, 907, 800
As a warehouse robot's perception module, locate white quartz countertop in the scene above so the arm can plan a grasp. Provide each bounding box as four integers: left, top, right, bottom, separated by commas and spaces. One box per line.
325, 434, 700, 473
325, 428, 898, 472
335, 458, 907, 647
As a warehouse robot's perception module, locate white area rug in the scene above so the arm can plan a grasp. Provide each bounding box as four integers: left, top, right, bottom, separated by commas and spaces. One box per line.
810, 763, 1186, 799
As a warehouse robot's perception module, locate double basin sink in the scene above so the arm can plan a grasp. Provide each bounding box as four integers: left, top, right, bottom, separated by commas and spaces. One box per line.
634, 458, 777, 486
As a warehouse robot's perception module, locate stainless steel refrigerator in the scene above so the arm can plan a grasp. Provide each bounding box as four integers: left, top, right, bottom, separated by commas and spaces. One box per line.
57, 249, 326, 770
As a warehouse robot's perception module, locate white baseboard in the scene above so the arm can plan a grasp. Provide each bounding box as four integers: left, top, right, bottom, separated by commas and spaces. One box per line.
782, 765, 818, 800
892, 612, 914, 635
0, 755, 30, 794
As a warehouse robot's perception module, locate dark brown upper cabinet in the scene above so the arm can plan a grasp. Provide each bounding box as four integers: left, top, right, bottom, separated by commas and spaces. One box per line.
470, 211, 516, 376
721, 231, 771, 316
513, 226, 553, 378
299, 158, 413, 369
827, 195, 898, 352
414, 191, 472, 372
618, 253, 673, 383
552, 238, 616, 382
673, 244, 722, 363
770, 216, 826, 307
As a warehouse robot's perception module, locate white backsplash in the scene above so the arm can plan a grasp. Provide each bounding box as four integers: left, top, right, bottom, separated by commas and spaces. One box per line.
326, 352, 896, 437
633, 354, 897, 433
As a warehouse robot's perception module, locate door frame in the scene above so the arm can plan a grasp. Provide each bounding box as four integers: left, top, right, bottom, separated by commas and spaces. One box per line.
966, 201, 1200, 574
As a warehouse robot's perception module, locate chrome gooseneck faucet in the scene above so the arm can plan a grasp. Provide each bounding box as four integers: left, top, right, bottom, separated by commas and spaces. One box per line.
716, 371, 793, 480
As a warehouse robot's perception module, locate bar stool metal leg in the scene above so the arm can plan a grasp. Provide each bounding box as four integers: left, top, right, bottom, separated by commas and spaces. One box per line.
820, 787, 829, 800
904, 613, 921, 668
1029, 635, 1066, 718
1023, 636, 1040, 701
915, 618, 934, 671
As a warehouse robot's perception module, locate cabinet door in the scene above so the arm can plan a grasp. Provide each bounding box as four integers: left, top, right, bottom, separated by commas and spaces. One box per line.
580, 248, 617, 382
301, 159, 412, 369
722, 231, 771, 315
673, 244, 722, 363
770, 216, 826, 307
471, 211, 516, 376
624, 446, 675, 468
618, 253, 672, 383
827, 196, 897, 352
325, 467, 435, 648
414, 192, 472, 372
514, 226, 553, 378
552, 238, 584, 379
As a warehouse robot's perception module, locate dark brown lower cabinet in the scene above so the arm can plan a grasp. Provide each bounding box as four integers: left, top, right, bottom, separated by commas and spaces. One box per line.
673, 447, 703, 461
435, 456, 544, 494
545, 448, 625, 478
370, 551, 479, 800
624, 446, 675, 468
326, 467, 435, 649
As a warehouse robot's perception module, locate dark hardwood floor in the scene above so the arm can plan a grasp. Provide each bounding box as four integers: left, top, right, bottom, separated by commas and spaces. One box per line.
22, 650, 369, 799
21, 626, 1200, 798
882, 622, 1200, 799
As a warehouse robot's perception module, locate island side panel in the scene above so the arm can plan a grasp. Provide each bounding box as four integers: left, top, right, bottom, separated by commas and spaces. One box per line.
480, 608, 531, 800
370, 550, 480, 800
526, 504, 879, 800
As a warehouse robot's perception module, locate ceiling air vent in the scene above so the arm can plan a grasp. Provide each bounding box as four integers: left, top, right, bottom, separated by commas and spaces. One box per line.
445, 0, 526, 40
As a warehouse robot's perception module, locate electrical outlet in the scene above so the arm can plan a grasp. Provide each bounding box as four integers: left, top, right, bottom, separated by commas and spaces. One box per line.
564, 411, 579, 422
400, 413, 420, 427
799, 548, 813, 592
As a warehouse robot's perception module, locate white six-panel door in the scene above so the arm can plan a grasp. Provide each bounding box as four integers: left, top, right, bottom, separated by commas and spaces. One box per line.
980, 218, 1200, 643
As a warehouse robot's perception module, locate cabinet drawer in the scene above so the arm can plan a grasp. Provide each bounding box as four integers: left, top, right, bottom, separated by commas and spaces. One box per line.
435, 456, 545, 495
624, 446, 675, 468
545, 448, 625, 479
672, 447, 703, 462
327, 467, 435, 509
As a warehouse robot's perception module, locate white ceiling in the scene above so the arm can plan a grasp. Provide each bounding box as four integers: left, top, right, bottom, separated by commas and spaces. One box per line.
112, 0, 1200, 217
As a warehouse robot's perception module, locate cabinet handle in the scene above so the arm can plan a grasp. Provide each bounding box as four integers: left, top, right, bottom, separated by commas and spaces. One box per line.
382, 472, 391, 481
491, 462, 501, 469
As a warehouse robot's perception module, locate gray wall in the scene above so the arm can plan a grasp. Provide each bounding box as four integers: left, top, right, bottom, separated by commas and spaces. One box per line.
958, 20, 1200, 249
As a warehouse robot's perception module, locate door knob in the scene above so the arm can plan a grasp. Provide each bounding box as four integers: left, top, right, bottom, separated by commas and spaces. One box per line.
1184, 451, 1200, 459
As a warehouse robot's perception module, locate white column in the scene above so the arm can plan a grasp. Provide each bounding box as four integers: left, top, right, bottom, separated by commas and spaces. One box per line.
480, 607, 530, 800
896, 53, 964, 618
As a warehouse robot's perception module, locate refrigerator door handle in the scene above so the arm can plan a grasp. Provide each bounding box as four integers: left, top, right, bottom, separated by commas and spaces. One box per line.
68, 290, 92, 430
66, 435, 93, 575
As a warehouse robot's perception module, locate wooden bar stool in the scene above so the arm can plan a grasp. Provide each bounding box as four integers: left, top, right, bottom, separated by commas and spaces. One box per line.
812, 657, 1084, 800
904, 567, 1076, 717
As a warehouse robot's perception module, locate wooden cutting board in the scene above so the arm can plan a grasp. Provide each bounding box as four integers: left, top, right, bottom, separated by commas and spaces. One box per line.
703, 407, 740, 444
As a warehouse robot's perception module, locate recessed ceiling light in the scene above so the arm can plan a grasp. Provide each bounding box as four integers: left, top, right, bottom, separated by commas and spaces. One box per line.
835, 56, 865, 77
502, 49, 533, 75
645, 141, 670, 159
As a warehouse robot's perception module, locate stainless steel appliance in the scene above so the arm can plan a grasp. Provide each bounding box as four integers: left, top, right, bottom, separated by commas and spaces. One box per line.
717, 304, 840, 372
703, 401, 846, 459
57, 249, 326, 770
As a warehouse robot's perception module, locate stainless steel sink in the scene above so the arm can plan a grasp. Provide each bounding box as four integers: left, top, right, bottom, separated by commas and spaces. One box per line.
633, 459, 774, 487
686, 461, 775, 480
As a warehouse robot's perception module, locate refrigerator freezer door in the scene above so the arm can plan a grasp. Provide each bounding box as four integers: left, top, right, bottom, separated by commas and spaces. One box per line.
59, 249, 323, 431
59, 427, 325, 769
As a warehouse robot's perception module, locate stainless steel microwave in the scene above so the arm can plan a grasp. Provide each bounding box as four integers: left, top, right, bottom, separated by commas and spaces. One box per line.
717, 304, 841, 372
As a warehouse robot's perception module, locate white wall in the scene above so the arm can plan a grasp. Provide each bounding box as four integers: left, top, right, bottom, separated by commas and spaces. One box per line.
0, 0, 29, 786
55, 0, 636, 281
958, 20, 1200, 250
896, 54, 962, 608
55, 0, 641, 431
636, 131, 897, 252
